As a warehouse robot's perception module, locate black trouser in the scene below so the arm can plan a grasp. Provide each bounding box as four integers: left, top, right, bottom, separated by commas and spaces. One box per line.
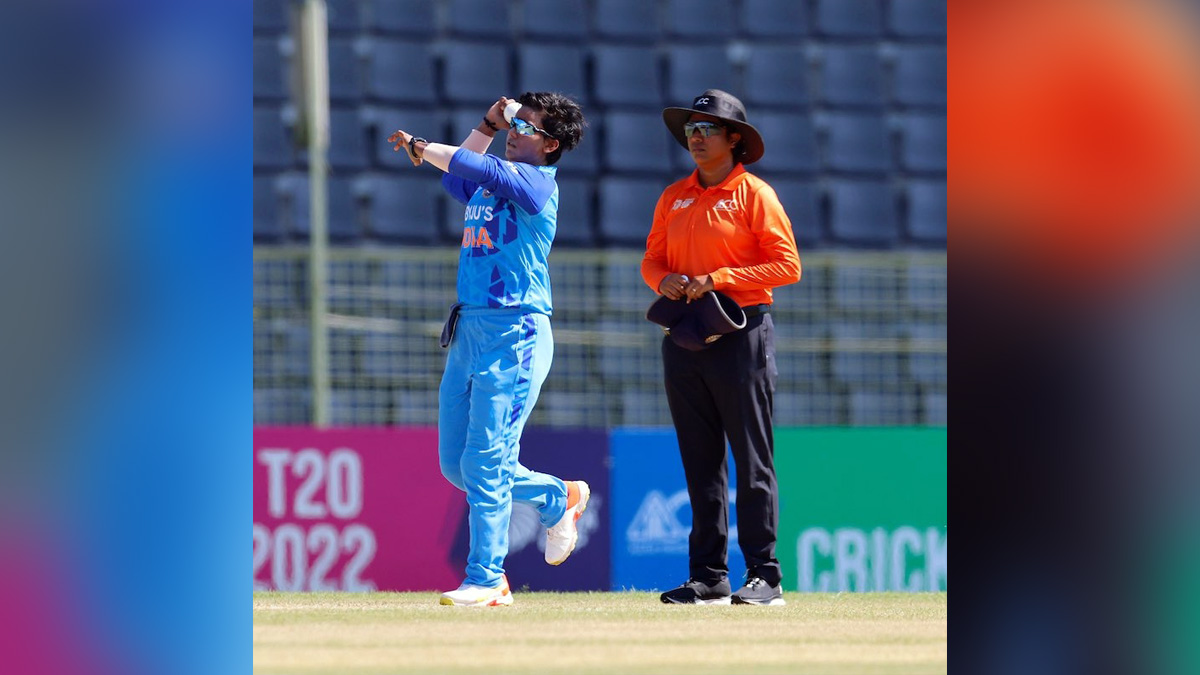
661, 312, 782, 587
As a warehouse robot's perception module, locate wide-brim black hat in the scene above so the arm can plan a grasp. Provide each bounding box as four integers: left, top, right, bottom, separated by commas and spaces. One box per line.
662, 89, 765, 165
646, 290, 748, 351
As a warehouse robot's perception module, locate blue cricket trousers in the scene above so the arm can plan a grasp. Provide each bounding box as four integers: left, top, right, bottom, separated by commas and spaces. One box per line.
437, 307, 569, 587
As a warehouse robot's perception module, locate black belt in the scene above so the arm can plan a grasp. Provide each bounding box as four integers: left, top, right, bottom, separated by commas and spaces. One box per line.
742, 304, 771, 319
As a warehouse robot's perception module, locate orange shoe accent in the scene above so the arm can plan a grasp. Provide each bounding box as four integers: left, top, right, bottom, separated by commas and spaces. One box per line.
566, 481, 580, 510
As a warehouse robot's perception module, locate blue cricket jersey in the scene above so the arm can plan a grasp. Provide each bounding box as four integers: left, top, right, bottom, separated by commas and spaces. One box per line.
441, 150, 559, 315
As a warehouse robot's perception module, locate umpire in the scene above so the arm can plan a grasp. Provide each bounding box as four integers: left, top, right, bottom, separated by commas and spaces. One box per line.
641, 90, 802, 606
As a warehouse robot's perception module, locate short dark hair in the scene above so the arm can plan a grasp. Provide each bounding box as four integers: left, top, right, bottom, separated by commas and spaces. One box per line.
517, 91, 586, 166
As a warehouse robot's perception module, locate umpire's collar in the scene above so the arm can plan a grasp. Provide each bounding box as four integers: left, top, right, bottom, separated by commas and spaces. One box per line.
684, 163, 748, 192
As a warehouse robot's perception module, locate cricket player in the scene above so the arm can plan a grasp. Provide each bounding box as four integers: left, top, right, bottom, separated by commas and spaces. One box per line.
389, 92, 589, 607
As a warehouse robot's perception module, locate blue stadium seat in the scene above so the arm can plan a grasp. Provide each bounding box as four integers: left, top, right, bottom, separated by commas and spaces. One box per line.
905, 258, 946, 313
601, 111, 675, 174
369, 107, 443, 168
906, 322, 947, 386
889, 0, 946, 39
254, 176, 284, 242
922, 391, 947, 425
253, 261, 303, 311
665, 0, 736, 40
666, 45, 735, 107
824, 112, 891, 174
364, 38, 436, 104
773, 390, 840, 427
592, 44, 663, 107
254, 38, 286, 101
362, 174, 439, 243
827, 179, 899, 246
370, 0, 437, 35
521, 0, 588, 41
254, 388, 310, 425
442, 42, 512, 105
849, 390, 917, 426
254, 107, 295, 169
553, 177, 596, 247
758, 177, 822, 247
278, 174, 363, 242
744, 45, 811, 109
327, 0, 363, 33
329, 108, 368, 170
753, 111, 819, 175
253, 0, 287, 34
830, 324, 903, 389
554, 130, 600, 177
516, 44, 587, 102
831, 263, 901, 311
815, 0, 884, 38
818, 45, 885, 108
742, 0, 810, 39
892, 45, 946, 107
597, 176, 668, 246
593, 0, 661, 41
905, 179, 946, 244
446, 0, 511, 38
280, 321, 313, 377
898, 113, 946, 172
328, 38, 364, 103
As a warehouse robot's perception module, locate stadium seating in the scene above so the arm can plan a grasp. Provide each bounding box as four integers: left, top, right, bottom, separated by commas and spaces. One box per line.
891, 45, 947, 107
818, 45, 885, 108
744, 45, 811, 109
328, 108, 369, 170
827, 179, 899, 246
254, 176, 284, 242
520, 0, 588, 41
665, 44, 735, 107
922, 391, 947, 425
597, 176, 666, 246
815, 0, 884, 39
441, 42, 512, 105
753, 111, 819, 175
278, 173, 362, 242
369, 0, 437, 35
253, 0, 287, 34
445, 0, 511, 38
897, 113, 946, 172
601, 111, 675, 174
849, 390, 917, 425
904, 179, 946, 244
906, 322, 947, 386
516, 44, 588, 103
369, 107, 444, 169
760, 177, 822, 247
254, 106, 295, 169
593, 0, 661, 41
363, 38, 437, 104
742, 0, 810, 39
664, 0, 737, 40
361, 174, 440, 243
328, 38, 364, 103
327, 0, 363, 34
823, 112, 891, 174
592, 44, 663, 107
553, 177, 597, 247
254, 38, 286, 101
888, 0, 946, 39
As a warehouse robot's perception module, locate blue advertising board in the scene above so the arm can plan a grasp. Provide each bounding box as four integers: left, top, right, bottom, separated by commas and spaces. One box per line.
448, 428, 611, 591
610, 428, 746, 591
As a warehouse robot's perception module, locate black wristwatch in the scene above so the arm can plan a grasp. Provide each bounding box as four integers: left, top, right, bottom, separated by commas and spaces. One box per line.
409, 136, 427, 159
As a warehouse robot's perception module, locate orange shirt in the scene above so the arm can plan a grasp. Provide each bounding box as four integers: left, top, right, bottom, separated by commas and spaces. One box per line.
641, 164, 802, 308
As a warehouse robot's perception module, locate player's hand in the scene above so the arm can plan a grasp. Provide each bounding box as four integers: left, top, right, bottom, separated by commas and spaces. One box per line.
659, 273, 690, 300
388, 129, 423, 166
682, 274, 713, 303
486, 97, 512, 130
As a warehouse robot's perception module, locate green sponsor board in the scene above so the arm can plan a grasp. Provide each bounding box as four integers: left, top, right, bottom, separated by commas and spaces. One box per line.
775, 427, 947, 592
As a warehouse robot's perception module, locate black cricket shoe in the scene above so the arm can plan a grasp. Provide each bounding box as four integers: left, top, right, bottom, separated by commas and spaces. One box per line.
660, 577, 732, 605
732, 576, 786, 606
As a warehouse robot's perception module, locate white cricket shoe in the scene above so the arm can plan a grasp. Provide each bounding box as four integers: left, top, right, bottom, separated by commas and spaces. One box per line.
439, 574, 513, 607
545, 480, 590, 565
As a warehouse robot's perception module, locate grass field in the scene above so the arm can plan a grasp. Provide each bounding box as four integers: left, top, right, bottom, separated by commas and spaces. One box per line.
254, 591, 947, 674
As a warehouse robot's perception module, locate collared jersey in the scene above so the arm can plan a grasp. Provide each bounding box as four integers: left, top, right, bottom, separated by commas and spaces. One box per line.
442, 150, 559, 315
641, 164, 801, 308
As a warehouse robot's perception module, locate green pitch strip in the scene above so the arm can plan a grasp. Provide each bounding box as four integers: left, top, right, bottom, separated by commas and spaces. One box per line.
254, 591, 947, 674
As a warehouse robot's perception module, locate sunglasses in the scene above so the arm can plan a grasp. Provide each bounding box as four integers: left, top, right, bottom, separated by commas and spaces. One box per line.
683, 121, 726, 138
511, 117, 554, 139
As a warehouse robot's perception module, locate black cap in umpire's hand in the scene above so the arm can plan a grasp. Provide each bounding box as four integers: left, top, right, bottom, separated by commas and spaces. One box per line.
646, 290, 748, 351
